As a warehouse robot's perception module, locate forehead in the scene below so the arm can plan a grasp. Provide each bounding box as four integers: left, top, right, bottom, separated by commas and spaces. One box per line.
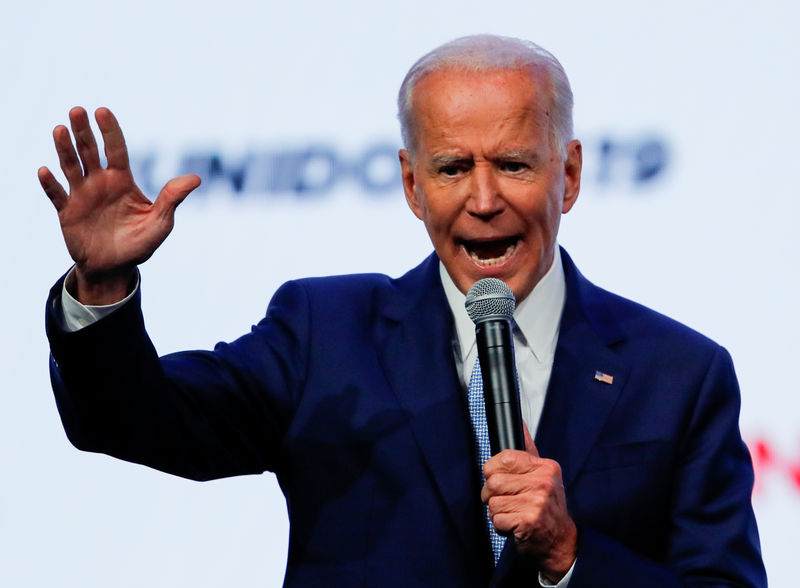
410, 68, 551, 151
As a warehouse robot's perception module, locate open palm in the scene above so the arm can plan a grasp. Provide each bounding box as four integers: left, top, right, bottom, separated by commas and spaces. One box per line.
39, 107, 200, 303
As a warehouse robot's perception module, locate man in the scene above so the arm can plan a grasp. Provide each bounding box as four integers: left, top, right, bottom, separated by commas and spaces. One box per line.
41, 35, 765, 586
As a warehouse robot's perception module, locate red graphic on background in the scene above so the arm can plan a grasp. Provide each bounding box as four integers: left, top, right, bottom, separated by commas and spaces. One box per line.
748, 437, 800, 495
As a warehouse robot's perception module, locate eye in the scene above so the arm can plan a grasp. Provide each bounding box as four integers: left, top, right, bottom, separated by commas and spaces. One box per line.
500, 161, 527, 173
440, 165, 463, 177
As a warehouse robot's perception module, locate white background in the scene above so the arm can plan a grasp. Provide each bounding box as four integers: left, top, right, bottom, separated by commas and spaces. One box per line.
1, 1, 797, 585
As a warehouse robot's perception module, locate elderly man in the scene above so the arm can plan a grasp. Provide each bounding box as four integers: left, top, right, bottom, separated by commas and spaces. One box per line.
42, 35, 765, 587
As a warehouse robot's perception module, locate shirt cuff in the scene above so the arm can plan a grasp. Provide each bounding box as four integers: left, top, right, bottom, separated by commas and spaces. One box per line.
60, 266, 140, 332
538, 559, 575, 587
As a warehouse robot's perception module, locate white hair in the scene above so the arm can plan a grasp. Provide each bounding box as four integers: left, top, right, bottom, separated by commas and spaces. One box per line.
397, 34, 574, 158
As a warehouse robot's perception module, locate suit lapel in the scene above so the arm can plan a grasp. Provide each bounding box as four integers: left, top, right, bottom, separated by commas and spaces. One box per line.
374, 254, 490, 566
534, 249, 630, 489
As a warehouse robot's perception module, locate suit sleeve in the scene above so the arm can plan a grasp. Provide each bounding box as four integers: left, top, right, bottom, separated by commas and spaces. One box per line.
46, 274, 311, 481
568, 346, 766, 587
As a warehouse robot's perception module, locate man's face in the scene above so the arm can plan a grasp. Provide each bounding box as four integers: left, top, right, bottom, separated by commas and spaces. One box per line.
400, 68, 582, 302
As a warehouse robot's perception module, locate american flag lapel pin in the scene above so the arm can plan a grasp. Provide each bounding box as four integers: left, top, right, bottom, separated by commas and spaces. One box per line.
594, 371, 614, 385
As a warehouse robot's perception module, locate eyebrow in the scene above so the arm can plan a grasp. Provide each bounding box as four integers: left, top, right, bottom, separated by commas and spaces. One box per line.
427, 149, 542, 171
430, 149, 540, 164
430, 154, 470, 168
494, 149, 540, 162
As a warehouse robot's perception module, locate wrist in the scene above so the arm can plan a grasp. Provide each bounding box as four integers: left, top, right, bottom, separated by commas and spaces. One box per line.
539, 521, 577, 583
70, 266, 137, 305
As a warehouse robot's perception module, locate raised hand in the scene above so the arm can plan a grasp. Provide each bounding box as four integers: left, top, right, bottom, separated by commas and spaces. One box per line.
39, 107, 200, 304
482, 424, 577, 582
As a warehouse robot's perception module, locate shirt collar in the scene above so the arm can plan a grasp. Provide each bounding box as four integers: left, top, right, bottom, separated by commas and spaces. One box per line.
440, 246, 566, 363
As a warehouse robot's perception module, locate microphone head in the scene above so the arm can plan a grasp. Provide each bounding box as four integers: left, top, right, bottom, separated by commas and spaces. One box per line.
464, 278, 516, 323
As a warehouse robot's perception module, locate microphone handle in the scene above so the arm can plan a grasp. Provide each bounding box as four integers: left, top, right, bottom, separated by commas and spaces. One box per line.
475, 318, 525, 454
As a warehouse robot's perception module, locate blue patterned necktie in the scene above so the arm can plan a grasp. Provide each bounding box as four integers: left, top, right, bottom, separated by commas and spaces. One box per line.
467, 358, 506, 564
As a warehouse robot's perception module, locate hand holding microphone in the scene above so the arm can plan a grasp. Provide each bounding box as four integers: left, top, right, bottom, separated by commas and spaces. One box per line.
466, 278, 577, 579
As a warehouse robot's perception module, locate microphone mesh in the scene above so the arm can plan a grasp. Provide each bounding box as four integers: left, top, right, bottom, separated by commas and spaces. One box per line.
464, 278, 516, 323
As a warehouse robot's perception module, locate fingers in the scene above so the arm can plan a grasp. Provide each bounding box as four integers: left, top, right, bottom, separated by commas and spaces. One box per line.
154, 174, 202, 215
38, 166, 68, 211
523, 422, 539, 457
482, 471, 546, 502
51, 106, 104, 187
481, 426, 541, 481
53, 124, 84, 186
480, 450, 576, 574
482, 461, 561, 502
484, 449, 538, 477
69, 107, 101, 173
95, 107, 129, 169
487, 487, 578, 577
482, 469, 570, 540
486, 486, 558, 544
488, 493, 543, 527
482, 451, 563, 502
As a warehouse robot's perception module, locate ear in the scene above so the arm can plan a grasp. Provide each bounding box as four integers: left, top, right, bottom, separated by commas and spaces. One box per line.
561, 140, 582, 214
399, 149, 424, 220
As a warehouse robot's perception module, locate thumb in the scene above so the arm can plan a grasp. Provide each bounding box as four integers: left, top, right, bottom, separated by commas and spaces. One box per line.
523, 422, 539, 458
155, 173, 201, 213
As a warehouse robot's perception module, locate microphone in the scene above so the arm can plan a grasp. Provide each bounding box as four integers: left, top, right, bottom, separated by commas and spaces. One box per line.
465, 278, 524, 454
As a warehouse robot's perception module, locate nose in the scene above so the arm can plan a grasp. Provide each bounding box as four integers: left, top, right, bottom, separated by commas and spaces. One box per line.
466, 164, 504, 219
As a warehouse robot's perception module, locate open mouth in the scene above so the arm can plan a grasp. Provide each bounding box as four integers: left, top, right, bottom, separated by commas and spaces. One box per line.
460, 237, 520, 266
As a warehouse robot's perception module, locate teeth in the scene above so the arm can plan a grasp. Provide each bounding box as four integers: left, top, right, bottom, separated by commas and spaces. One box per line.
469, 243, 516, 266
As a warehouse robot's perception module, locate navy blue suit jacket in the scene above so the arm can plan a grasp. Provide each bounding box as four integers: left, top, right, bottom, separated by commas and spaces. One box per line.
46, 249, 765, 587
